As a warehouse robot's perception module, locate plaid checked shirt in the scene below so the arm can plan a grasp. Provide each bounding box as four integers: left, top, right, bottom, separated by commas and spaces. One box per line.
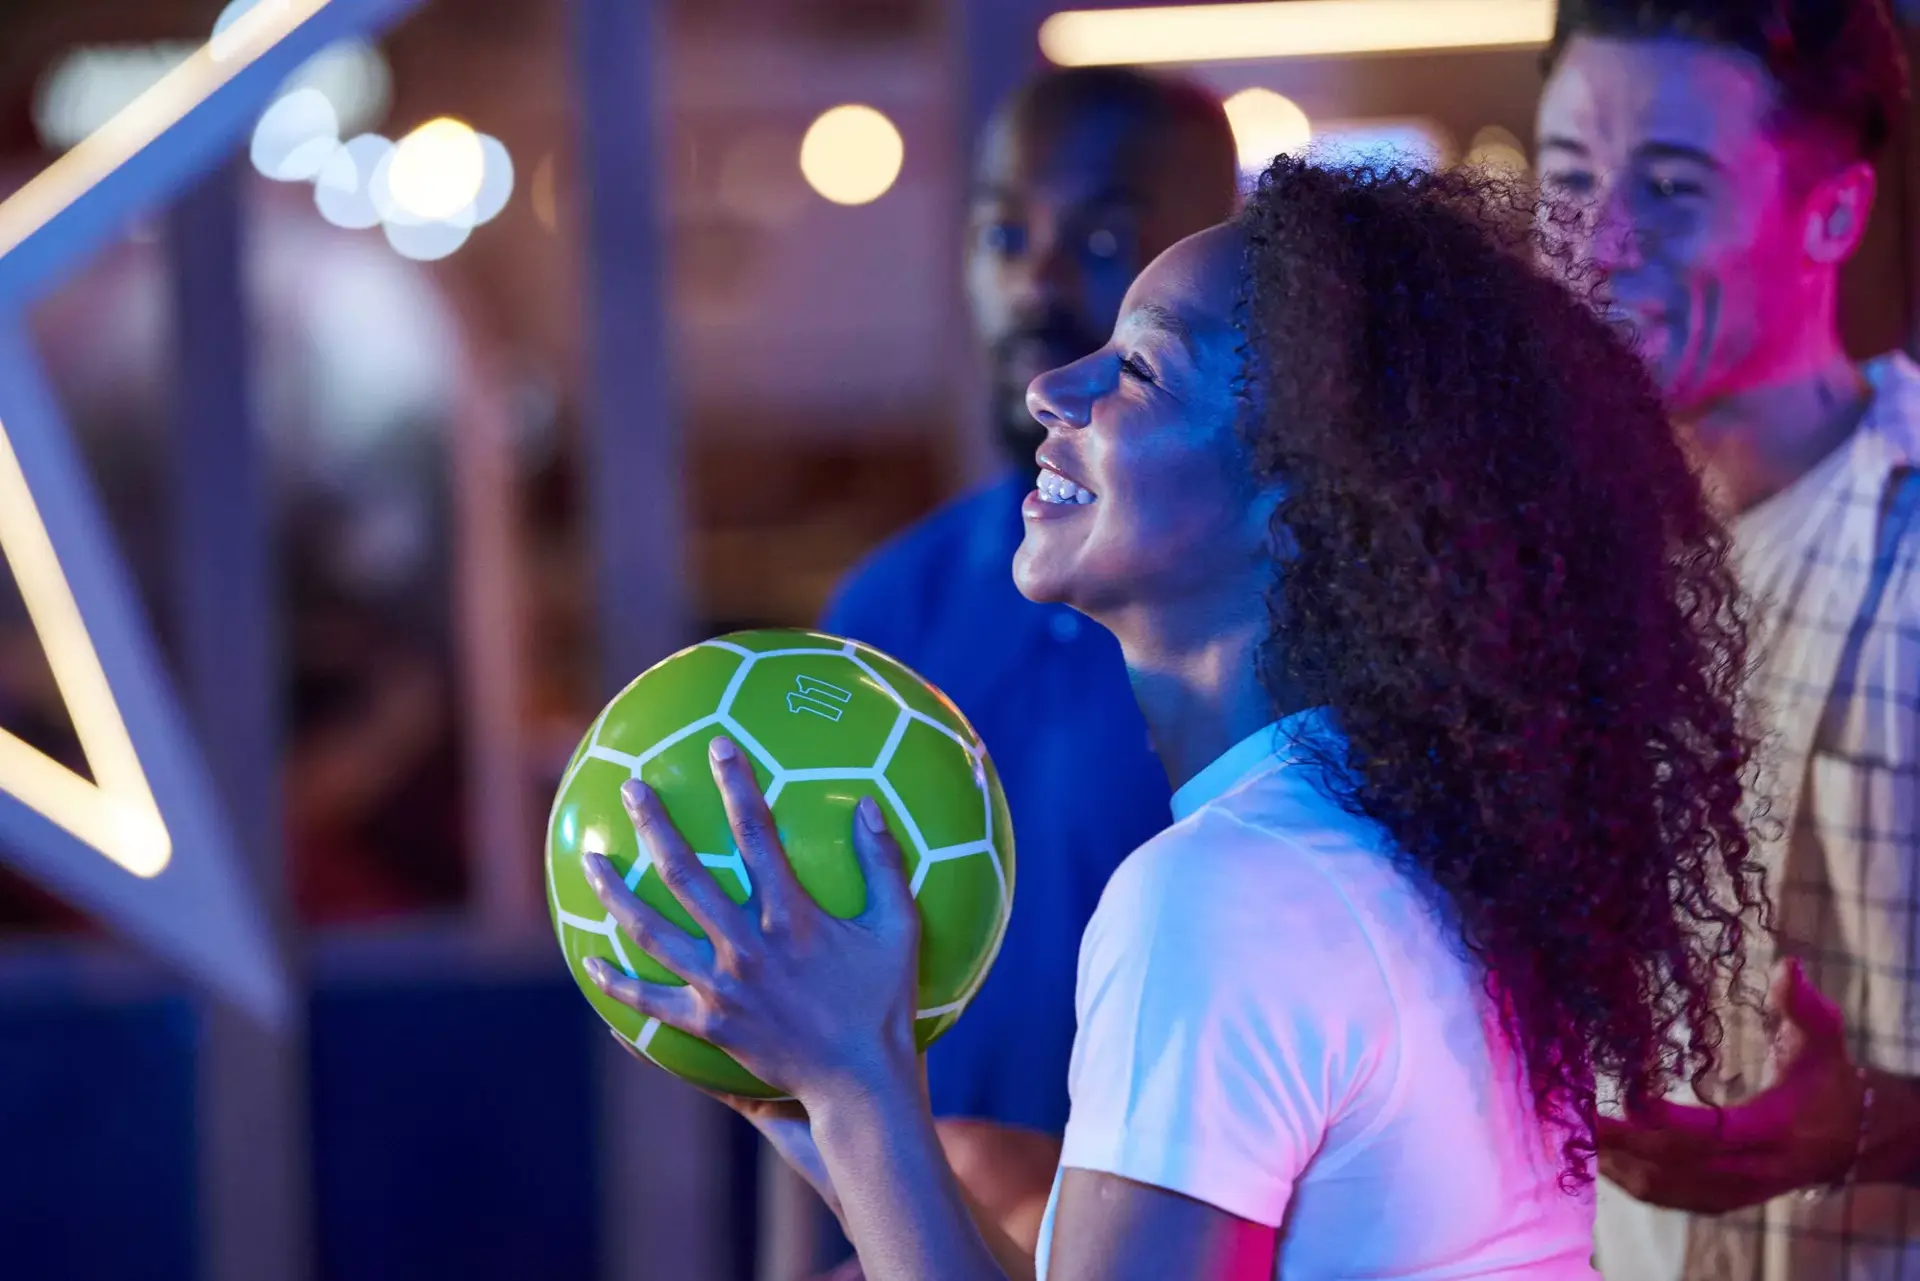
1597, 352, 1920, 1281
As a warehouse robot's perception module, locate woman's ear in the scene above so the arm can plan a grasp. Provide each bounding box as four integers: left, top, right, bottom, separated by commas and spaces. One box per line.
1252, 480, 1294, 562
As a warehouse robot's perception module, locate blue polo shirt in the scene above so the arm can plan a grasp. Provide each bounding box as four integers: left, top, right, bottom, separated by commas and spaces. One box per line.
822, 473, 1172, 1135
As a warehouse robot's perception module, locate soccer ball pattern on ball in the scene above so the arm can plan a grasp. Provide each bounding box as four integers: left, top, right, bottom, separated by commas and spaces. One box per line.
546, 629, 1015, 1098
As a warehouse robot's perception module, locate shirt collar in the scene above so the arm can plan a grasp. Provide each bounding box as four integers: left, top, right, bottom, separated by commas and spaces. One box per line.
1169, 705, 1331, 822
1732, 352, 1920, 547
1853, 352, 1920, 486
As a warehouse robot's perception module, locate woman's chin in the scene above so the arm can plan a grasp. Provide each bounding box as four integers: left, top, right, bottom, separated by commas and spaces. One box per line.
1011, 541, 1073, 606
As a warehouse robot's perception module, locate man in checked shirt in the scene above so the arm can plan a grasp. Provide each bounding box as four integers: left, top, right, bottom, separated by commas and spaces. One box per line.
1536, 1, 1920, 1279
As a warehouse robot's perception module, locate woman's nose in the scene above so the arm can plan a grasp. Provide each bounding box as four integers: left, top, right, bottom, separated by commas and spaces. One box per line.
1025, 351, 1101, 433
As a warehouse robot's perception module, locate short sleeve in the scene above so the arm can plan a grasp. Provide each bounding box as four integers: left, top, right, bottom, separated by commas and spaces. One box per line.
1057, 816, 1396, 1228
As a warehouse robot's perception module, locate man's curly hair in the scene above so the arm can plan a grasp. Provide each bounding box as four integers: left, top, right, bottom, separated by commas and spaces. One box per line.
1238, 157, 1768, 1181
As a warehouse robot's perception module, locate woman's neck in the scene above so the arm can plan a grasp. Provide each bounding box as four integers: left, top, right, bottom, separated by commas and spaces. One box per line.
1113, 609, 1308, 795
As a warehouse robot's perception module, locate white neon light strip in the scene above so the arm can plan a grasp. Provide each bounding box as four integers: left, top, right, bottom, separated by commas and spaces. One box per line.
0, 417, 171, 876
1039, 0, 1552, 67
0, 0, 348, 879
0, 0, 331, 261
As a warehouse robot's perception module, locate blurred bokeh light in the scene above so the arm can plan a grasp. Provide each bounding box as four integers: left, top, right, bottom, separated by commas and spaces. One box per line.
315, 133, 392, 230
799, 104, 904, 206
1466, 124, 1530, 175
39, 31, 391, 154
1223, 88, 1312, 173
386, 117, 484, 223
262, 107, 510, 261
250, 87, 340, 182
1040, 0, 1552, 65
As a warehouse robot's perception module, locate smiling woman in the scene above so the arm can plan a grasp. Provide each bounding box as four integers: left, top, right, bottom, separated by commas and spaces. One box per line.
583, 157, 1767, 1281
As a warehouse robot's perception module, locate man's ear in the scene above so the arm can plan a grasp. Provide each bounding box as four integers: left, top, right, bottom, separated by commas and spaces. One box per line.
1804, 160, 1876, 266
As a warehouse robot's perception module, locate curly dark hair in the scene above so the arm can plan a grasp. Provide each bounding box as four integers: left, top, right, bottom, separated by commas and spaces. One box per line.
1547, 0, 1910, 159
1238, 157, 1768, 1181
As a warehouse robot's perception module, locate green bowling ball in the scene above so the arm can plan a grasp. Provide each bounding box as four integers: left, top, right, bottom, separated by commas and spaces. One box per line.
546, 629, 1015, 1098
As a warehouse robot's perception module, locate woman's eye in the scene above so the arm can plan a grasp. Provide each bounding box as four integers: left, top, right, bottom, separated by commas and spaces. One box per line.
1119, 354, 1156, 384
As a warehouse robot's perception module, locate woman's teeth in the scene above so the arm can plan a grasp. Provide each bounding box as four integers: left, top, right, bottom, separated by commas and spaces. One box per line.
1036, 467, 1095, 506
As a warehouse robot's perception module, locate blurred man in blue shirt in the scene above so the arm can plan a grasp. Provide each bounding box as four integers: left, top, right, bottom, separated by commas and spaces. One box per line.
821, 65, 1239, 1248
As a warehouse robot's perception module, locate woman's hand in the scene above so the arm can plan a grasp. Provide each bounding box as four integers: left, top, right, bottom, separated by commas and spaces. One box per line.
732, 1094, 845, 1228
581, 732, 923, 1110
609, 1031, 850, 1229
